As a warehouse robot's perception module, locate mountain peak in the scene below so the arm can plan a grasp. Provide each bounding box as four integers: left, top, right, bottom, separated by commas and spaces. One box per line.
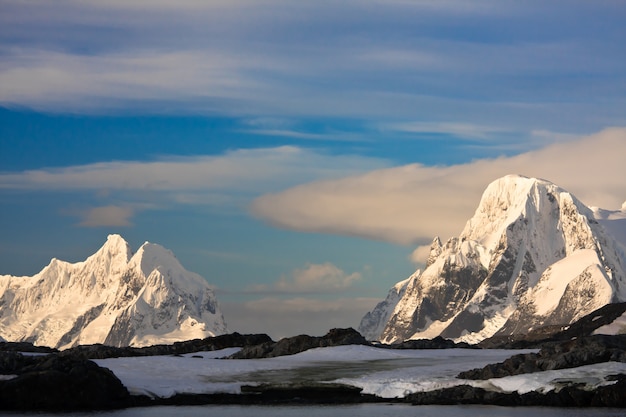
0, 236, 227, 348
461, 175, 594, 253
105, 233, 129, 247
131, 241, 184, 279
99, 233, 132, 256
361, 175, 626, 344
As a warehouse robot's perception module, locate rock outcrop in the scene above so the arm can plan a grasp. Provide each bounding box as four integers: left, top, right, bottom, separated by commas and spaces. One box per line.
0, 352, 130, 410
459, 334, 626, 380
229, 328, 369, 359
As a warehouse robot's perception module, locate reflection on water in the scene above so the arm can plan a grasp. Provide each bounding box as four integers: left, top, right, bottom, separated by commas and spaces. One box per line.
203, 358, 426, 384
1, 404, 624, 417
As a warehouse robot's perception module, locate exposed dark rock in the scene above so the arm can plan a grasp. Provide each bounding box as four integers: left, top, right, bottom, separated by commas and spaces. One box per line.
239, 382, 373, 404
135, 383, 384, 406
480, 302, 626, 349
459, 334, 626, 380
229, 328, 369, 359
0, 351, 38, 374
0, 341, 58, 354
381, 335, 475, 350
408, 376, 626, 407
591, 374, 626, 407
0, 353, 130, 410
60, 332, 272, 359
408, 385, 516, 406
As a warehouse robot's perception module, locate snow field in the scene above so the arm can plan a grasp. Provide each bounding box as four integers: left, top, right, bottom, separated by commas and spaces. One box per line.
96, 345, 587, 399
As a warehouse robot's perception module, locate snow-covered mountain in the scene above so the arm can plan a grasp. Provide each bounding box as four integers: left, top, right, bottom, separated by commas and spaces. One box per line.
0, 235, 227, 349
359, 175, 626, 344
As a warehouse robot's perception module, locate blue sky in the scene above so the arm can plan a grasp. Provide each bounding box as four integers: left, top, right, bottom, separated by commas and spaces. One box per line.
1, 0, 625, 338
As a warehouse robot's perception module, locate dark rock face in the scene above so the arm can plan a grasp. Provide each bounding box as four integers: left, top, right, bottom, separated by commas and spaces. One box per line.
383, 335, 475, 350
229, 328, 369, 359
0, 341, 57, 354
0, 353, 130, 410
459, 334, 626, 380
479, 302, 626, 349
408, 375, 626, 407
61, 332, 272, 359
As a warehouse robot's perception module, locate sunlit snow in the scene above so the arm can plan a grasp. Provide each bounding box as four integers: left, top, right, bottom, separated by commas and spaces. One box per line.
94, 345, 626, 400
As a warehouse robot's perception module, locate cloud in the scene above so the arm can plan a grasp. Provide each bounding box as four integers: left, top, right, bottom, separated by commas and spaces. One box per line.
275, 263, 362, 293
385, 121, 507, 140
248, 263, 362, 293
251, 128, 626, 245
0, 146, 388, 196
0, 49, 262, 113
221, 296, 380, 339
1, 0, 624, 135
77, 205, 134, 227
410, 245, 432, 264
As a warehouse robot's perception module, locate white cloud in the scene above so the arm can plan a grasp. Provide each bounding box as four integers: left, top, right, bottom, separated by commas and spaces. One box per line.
247, 263, 362, 293
221, 296, 380, 339
410, 245, 432, 264
275, 263, 362, 293
251, 128, 626, 245
0, 147, 388, 195
385, 121, 507, 140
1, 0, 623, 131
77, 205, 134, 227
0, 49, 263, 112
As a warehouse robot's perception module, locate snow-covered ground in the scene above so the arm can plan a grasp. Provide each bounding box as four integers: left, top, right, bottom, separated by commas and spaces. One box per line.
94, 345, 626, 399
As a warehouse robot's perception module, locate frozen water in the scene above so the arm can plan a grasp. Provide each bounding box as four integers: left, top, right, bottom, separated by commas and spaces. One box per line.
95, 345, 626, 400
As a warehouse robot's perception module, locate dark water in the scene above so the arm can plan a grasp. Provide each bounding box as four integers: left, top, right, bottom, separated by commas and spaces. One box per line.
1, 405, 624, 417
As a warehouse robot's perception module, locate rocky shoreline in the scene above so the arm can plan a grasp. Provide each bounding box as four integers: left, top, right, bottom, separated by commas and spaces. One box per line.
1, 327, 625, 410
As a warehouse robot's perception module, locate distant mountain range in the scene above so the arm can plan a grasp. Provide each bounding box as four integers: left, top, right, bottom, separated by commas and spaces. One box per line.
360, 175, 626, 344
2, 174, 625, 350
0, 235, 227, 348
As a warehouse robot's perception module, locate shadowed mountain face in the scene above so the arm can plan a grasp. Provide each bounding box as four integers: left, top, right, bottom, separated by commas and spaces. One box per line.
360, 175, 626, 344
0, 235, 227, 348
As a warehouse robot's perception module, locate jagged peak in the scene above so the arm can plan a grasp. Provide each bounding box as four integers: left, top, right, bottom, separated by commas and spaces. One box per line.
362, 174, 626, 344
460, 175, 595, 250
98, 234, 132, 256
0, 235, 226, 348
130, 241, 187, 281
426, 237, 443, 268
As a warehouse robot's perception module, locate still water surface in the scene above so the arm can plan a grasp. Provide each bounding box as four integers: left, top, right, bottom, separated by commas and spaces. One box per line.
1, 405, 624, 417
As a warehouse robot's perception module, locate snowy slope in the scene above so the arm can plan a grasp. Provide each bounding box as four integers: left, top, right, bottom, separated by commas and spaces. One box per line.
93, 345, 626, 400
358, 274, 413, 341
360, 175, 626, 344
0, 235, 227, 348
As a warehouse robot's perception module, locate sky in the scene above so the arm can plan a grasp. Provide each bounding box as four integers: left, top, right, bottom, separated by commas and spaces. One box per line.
1, 0, 625, 339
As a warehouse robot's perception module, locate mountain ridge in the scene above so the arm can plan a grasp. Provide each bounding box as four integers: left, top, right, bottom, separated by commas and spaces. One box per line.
0, 234, 227, 349
360, 174, 626, 344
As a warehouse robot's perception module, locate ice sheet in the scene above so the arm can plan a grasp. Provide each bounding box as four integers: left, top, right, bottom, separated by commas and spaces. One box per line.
96, 346, 533, 398
94, 345, 626, 400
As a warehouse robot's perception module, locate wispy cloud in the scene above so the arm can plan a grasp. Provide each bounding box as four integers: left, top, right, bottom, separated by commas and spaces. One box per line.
410, 245, 432, 264
1, 0, 624, 136
244, 129, 364, 142
221, 296, 380, 338
0, 147, 388, 194
251, 128, 626, 245
250, 263, 362, 294
385, 121, 508, 140
76, 205, 134, 227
